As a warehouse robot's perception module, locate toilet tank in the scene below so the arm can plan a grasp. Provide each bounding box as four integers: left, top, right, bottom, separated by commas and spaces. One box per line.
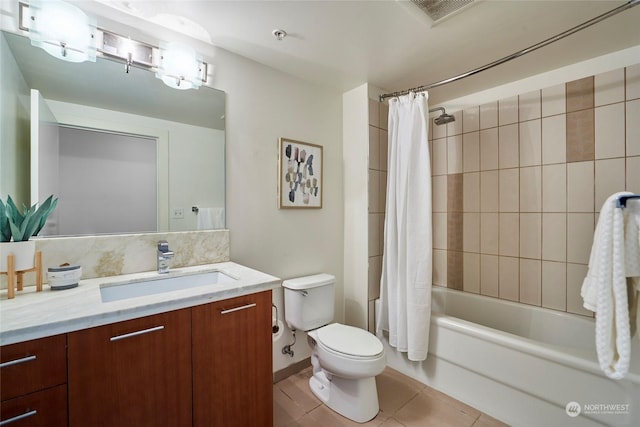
282, 274, 335, 331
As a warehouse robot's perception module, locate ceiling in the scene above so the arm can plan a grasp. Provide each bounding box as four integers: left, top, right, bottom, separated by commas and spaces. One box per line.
24, 1, 640, 104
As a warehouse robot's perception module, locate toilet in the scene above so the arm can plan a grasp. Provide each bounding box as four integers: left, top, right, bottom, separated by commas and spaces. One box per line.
283, 274, 385, 423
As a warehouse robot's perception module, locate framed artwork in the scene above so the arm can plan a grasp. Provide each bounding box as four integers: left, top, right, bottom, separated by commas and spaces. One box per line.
278, 138, 323, 209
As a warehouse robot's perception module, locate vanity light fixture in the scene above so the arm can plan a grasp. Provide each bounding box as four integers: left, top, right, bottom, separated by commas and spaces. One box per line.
156, 41, 207, 90
26, 0, 97, 63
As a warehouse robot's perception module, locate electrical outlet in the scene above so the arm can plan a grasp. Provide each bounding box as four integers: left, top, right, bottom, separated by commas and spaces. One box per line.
172, 208, 184, 219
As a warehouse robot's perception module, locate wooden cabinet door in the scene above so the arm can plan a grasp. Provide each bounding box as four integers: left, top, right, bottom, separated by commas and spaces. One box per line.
192, 290, 273, 427
0, 384, 67, 427
68, 309, 192, 427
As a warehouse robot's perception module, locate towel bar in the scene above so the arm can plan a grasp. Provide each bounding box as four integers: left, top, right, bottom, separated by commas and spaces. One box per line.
616, 194, 640, 208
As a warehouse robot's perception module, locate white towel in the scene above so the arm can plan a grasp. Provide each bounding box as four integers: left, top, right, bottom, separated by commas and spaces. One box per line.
581, 192, 638, 379
196, 207, 225, 230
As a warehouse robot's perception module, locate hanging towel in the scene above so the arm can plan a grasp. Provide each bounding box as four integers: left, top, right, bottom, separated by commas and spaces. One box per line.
581, 192, 639, 379
376, 92, 432, 362
196, 207, 225, 230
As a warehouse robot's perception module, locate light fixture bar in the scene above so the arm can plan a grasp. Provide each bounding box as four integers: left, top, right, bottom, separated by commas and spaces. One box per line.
17, 2, 208, 86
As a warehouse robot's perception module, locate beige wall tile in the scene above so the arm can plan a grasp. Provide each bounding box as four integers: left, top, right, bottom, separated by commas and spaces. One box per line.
566, 76, 594, 112
567, 161, 594, 212
567, 263, 592, 316
463, 212, 480, 253
447, 173, 464, 212
463, 131, 480, 172
499, 95, 519, 125
448, 212, 463, 252
626, 63, 640, 100
519, 90, 541, 122
595, 103, 625, 159
595, 69, 625, 106
447, 250, 463, 290
480, 213, 499, 255
520, 213, 542, 259
627, 99, 640, 156
566, 109, 595, 162
447, 135, 463, 174
379, 129, 388, 171
595, 158, 626, 210
498, 124, 519, 169
480, 170, 499, 212
520, 166, 542, 212
542, 213, 567, 262
433, 249, 447, 286
368, 213, 381, 257
542, 164, 566, 212
628, 156, 640, 194
379, 102, 389, 130
520, 119, 542, 166
433, 212, 448, 250
542, 261, 567, 311
480, 101, 498, 129
380, 171, 387, 212
480, 128, 499, 171
432, 175, 447, 212
499, 168, 519, 213
369, 125, 380, 170
369, 170, 381, 213
567, 213, 594, 264
463, 106, 480, 133
432, 138, 448, 176
542, 83, 566, 117
480, 254, 499, 297
463, 253, 480, 294
463, 172, 480, 212
499, 256, 519, 301
368, 255, 382, 300
369, 98, 380, 127
520, 259, 541, 306
499, 213, 519, 257
447, 111, 463, 136
542, 115, 566, 165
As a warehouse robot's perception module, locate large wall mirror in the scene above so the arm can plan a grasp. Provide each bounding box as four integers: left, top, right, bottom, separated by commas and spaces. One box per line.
1, 30, 225, 236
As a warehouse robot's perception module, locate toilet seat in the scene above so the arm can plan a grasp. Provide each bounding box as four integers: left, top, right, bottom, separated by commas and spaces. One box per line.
316, 323, 383, 358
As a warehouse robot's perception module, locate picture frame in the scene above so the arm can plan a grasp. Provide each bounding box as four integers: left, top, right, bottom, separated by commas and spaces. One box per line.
278, 138, 323, 209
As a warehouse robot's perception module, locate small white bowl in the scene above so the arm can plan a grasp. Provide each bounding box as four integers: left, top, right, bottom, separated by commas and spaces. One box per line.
47, 265, 82, 290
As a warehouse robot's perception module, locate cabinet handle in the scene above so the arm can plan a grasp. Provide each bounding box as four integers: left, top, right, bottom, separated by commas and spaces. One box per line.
0, 355, 36, 369
110, 325, 165, 341
220, 303, 256, 315
0, 410, 37, 425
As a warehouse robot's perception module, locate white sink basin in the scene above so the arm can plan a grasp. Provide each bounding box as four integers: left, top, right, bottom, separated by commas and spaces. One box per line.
100, 271, 237, 303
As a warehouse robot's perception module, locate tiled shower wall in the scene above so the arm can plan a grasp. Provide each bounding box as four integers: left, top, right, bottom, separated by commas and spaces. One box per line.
368, 63, 640, 324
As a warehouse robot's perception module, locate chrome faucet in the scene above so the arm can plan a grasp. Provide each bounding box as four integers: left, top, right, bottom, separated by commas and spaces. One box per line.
157, 240, 174, 274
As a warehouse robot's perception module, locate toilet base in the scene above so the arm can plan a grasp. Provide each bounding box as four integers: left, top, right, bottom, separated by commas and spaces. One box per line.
309, 372, 380, 423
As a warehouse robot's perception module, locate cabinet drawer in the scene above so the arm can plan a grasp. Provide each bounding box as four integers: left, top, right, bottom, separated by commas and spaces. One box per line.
0, 335, 67, 401
0, 384, 67, 427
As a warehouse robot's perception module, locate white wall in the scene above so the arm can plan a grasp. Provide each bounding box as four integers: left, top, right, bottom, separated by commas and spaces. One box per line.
211, 48, 344, 373
0, 32, 30, 206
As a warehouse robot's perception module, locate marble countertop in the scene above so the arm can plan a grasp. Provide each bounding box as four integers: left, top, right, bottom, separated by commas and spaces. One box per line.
0, 262, 281, 346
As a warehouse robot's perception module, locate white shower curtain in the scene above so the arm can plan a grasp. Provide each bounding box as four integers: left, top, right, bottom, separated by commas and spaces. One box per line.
376, 92, 432, 362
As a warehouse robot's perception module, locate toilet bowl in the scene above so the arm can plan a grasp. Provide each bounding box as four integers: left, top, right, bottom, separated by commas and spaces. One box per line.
282, 274, 386, 423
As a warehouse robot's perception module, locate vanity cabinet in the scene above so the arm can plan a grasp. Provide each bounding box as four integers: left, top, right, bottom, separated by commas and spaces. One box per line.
0, 334, 68, 427
67, 308, 192, 427
192, 290, 273, 427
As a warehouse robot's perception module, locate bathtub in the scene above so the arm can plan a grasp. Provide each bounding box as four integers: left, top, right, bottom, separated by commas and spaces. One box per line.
380, 287, 640, 427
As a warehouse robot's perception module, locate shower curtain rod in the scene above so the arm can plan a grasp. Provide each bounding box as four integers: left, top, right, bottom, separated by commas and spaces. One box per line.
379, 0, 640, 102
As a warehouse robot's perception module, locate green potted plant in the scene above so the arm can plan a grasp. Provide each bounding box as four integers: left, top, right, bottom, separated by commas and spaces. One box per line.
0, 195, 58, 272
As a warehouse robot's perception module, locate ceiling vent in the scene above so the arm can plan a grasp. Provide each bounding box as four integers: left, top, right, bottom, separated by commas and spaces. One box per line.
410, 0, 476, 23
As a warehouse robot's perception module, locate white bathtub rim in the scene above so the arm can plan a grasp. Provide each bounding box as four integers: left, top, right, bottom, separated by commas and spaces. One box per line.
431, 314, 640, 385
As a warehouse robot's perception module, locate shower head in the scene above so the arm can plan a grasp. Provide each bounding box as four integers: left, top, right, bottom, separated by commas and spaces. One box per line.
430, 107, 455, 126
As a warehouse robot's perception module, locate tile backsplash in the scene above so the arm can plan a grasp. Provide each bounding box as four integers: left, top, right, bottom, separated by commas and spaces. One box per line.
1, 230, 229, 289
368, 63, 639, 322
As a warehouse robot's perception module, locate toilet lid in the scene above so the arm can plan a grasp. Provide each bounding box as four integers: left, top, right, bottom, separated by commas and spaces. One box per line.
317, 323, 383, 357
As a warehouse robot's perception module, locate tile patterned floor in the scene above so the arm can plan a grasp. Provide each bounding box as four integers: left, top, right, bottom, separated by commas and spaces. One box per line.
274, 366, 510, 427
